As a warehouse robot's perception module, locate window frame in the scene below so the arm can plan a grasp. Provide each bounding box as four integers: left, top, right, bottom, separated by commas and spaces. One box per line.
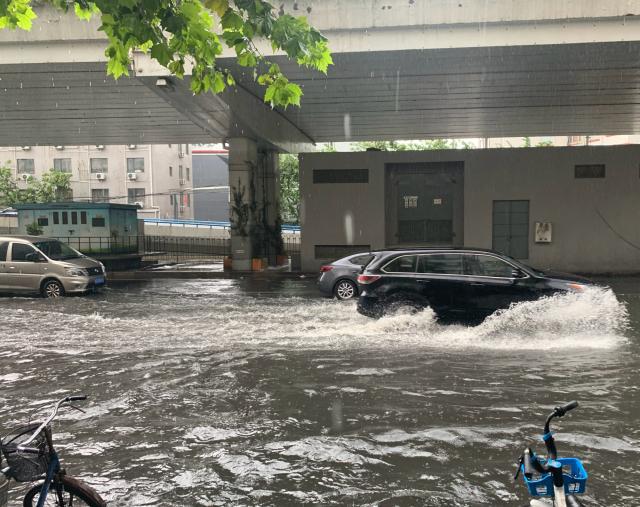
9, 242, 38, 262
380, 254, 418, 274
90, 157, 109, 173
53, 158, 72, 173
126, 157, 145, 173
462, 253, 527, 279
17, 158, 35, 174
417, 253, 465, 275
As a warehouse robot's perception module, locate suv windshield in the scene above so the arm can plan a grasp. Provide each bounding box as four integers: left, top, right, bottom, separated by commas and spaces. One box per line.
33, 240, 82, 261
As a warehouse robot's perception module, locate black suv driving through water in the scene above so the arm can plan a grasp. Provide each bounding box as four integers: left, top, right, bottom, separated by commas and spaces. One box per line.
356, 248, 592, 320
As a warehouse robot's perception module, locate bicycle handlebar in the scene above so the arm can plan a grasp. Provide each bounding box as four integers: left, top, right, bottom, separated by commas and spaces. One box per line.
17, 395, 88, 449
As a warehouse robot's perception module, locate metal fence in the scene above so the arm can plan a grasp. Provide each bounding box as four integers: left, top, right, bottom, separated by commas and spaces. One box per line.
53, 236, 141, 255
144, 236, 230, 263
53, 234, 301, 266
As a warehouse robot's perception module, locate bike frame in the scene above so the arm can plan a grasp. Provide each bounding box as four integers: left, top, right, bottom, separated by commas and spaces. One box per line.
5, 395, 88, 507
35, 425, 61, 507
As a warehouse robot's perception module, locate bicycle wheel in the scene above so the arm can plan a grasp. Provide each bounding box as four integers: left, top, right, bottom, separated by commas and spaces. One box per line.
23, 475, 106, 507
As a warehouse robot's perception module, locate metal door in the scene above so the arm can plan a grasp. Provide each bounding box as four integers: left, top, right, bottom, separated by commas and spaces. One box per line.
4, 242, 46, 292
492, 200, 529, 259
386, 162, 464, 246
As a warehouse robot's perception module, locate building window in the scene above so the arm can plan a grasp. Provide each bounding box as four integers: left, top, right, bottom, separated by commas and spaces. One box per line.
179, 165, 183, 179
575, 164, 605, 178
186, 192, 191, 207
37, 216, 49, 227
53, 212, 59, 225
169, 166, 173, 177
17, 159, 35, 174
169, 194, 174, 205
90, 158, 108, 173
71, 211, 78, 225
127, 157, 145, 173
53, 158, 72, 173
62, 212, 68, 225
91, 188, 109, 203
92, 216, 105, 227
186, 167, 190, 181
80, 211, 87, 225
127, 187, 145, 204
313, 168, 369, 184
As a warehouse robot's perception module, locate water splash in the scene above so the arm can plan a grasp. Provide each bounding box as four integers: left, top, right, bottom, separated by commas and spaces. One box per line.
0, 286, 628, 353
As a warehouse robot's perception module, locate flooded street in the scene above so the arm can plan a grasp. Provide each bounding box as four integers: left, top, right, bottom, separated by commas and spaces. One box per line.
1, 277, 639, 506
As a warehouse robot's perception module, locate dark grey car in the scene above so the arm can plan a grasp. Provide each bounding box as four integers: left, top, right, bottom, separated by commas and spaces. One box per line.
317, 252, 375, 300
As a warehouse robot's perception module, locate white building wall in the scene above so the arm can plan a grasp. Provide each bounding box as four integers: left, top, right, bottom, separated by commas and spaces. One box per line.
0, 144, 194, 220
300, 145, 640, 274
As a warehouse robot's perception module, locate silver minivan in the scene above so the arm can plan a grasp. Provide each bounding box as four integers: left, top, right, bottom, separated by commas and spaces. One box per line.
0, 236, 106, 298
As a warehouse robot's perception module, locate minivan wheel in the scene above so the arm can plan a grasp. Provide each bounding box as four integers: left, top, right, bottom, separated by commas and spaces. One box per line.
334, 279, 357, 300
384, 294, 426, 315
42, 280, 65, 298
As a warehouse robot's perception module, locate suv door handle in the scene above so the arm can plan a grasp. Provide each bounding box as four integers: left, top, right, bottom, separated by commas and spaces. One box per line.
470, 282, 484, 286
417, 279, 431, 283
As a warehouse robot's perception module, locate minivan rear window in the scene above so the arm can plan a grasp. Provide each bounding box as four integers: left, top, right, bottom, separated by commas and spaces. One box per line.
418, 254, 463, 275
382, 255, 417, 273
0, 241, 8, 261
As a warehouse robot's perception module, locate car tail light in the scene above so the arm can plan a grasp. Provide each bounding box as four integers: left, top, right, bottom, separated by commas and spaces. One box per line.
320, 265, 334, 272
357, 274, 381, 284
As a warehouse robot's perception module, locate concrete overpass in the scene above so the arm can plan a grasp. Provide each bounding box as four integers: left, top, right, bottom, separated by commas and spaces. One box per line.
2, 0, 640, 268
2, 1, 640, 147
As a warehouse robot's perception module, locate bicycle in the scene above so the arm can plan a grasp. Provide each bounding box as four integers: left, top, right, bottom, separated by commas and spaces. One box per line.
514, 401, 588, 507
1, 395, 106, 507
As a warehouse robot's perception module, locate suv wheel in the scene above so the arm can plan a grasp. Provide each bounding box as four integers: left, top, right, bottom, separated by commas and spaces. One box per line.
42, 280, 65, 298
334, 279, 357, 300
384, 294, 427, 315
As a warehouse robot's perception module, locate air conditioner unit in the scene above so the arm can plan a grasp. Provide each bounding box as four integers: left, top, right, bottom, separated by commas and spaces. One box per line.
127, 144, 137, 149
95, 145, 105, 150
55, 145, 64, 150
95, 173, 106, 181
179, 205, 185, 213
179, 178, 185, 186
22, 146, 31, 151
178, 151, 184, 159
127, 172, 137, 180
134, 201, 145, 208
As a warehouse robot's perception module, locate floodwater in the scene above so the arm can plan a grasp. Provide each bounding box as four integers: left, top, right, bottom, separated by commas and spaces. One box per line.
0, 277, 639, 506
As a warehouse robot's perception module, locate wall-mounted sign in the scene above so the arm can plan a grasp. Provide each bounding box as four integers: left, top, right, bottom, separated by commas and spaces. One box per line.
403, 195, 418, 208
433, 198, 442, 205
535, 222, 552, 243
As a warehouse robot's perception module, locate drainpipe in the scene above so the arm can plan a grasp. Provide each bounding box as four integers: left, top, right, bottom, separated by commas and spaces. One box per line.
147, 145, 154, 211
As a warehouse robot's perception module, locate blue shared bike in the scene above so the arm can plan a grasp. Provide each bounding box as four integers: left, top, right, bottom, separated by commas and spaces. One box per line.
1, 395, 106, 507
514, 401, 588, 507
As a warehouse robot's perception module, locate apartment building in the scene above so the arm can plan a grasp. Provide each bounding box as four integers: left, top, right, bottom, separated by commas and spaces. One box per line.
0, 144, 194, 219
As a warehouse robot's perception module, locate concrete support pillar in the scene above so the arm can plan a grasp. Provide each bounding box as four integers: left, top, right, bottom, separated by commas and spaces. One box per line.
228, 138, 281, 270
228, 137, 258, 271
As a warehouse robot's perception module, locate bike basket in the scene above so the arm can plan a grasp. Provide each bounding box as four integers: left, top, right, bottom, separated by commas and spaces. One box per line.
1, 424, 50, 483
521, 457, 588, 497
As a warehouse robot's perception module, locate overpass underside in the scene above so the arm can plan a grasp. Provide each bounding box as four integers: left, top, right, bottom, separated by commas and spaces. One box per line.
2, 42, 640, 146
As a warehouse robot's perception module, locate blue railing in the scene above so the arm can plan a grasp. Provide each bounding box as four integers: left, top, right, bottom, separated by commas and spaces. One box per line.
143, 218, 300, 232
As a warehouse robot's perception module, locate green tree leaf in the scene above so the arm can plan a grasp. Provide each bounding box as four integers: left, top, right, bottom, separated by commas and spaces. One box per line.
0, 0, 332, 108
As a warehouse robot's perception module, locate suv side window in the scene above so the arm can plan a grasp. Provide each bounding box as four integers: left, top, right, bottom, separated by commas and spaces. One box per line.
464, 254, 515, 278
382, 255, 417, 273
0, 241, 8, 261
418, 254, 464, 274
350, 254, 374, 266
10, 243, 37, 262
